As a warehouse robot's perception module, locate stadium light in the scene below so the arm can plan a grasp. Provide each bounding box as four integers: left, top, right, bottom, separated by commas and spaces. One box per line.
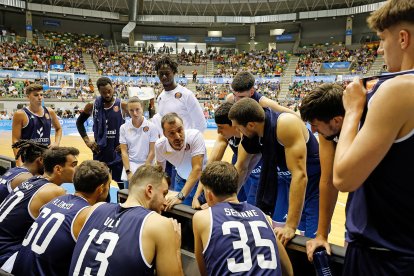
269, 29, 285, 36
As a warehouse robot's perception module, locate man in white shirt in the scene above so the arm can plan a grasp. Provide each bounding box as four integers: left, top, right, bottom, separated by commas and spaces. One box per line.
155, 113, 207, 210
120, 97, 158, 188
155, 56, 206, 133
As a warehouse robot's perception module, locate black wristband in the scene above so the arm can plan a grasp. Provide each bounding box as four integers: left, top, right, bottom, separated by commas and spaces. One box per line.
125, 169, 131, 174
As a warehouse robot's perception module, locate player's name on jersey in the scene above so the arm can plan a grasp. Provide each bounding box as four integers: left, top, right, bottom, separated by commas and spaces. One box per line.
51, 198, 75, 210
104, 217, 120, 228
224, 208, 259, 218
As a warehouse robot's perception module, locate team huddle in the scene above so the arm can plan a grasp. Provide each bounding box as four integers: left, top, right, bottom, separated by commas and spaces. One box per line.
1, 1, 414, 275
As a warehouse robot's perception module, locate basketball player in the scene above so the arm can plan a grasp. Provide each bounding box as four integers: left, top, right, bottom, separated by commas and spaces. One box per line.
120, 97, 158, 188
192, 102, 262, 209
155, 56, 206, 133
68, 165, 183, 276
10, 160, 111, 276
155, 113, 207, 209
229, 98, 320, 245
76, 77, 128, 183
333, 1, 414, 274
298, 83, 345, 261
193, 161, 293, 276
0, 140, 47, 203
0, 147, 79, 267
11, 84, 62, 166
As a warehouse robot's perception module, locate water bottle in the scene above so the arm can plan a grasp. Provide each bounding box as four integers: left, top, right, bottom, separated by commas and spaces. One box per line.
313, 247, 333, 276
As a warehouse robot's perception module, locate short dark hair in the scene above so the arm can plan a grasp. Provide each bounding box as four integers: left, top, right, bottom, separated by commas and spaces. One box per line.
25, 84, 43, 95
161, 112, 183, 130
200, 161, 238, 197
214, 102, 233, 126
228, 98, 265, 127
12, 140, 48, 163
299, 83, 345, 123
73, 160, 110, 193
231, 71, 255, 92
155, 56, 178, 74
367, 0, 414, 32
96, 77, 112, 90
42, 147, 79, 174
129, 164, 168, 189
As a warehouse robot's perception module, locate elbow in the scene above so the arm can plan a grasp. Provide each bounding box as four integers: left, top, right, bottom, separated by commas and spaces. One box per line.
333, 173, 355, 192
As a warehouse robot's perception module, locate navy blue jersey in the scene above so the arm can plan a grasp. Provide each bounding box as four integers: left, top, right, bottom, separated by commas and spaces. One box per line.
69, 203, 155, 276
346, 70, 414, 255
93, 97, 124, 165
0, 176, 50, 266
0, 167, 30, 203
12, 194, 89, 276
21, 107, 52, 146
204, 202, 281, 276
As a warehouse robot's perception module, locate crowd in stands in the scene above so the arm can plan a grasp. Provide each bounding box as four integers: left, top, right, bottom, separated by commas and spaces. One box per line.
177, 46, 209, 65
213, 49, 289, 77
295, 43, 379, 76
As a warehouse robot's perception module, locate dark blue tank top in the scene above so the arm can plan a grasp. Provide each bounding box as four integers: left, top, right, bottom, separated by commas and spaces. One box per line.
204, 201, 281, 276
0, 176, 49, 266
93, 98, 124, 165
0, 167, 30, 203
346, 70, 414, 254
69, 204, 155, 276
21, 107, 51, 146
12, 194, 89, 276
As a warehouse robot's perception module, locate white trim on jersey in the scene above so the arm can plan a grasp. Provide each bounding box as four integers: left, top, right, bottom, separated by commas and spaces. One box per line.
139, 210, 155, 268
202, 207, 213, 255
394, 127, 414, 143
71, 204, 90, 243
27, 182, 54, 220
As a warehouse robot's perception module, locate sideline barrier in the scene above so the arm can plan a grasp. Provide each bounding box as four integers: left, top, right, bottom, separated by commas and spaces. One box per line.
0, 155, 16, 176
118, 189, 345, 276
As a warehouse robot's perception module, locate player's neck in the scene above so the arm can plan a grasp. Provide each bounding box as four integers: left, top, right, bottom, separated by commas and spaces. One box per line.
74, 192, 98, 206
221, 195, 239, 204
43, 173, 62, 186
28, 104, 43, 114
122, 195, 145, 209
164, 82, 177, 92
257, 123, 265, 137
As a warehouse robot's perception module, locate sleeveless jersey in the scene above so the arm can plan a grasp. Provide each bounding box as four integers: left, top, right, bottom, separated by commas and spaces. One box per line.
0, 167, 30, 203
93, 97, 124, 165
21, 107, 51, 146
204, 202, 281, 276
346, 70, 414, 254
0, 176, 50, 266
12, 194, 89, 276
69, 203, 155, 276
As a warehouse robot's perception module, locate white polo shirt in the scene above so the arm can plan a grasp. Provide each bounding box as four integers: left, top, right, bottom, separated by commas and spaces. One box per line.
156, 84, 206, 132
149, 113, 163, 139
119, 118, 158, 179
155, 129, 207, 179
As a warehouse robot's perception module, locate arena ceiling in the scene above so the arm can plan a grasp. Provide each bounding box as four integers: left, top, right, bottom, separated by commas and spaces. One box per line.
27, 0, 384, 17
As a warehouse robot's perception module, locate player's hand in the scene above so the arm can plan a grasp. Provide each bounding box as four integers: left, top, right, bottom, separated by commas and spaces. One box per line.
165, 196, 182, 211
274, 225, 296, 247
306, 234, 331, 262
85, 140, 99, 154
48, 142, 59, 149
201, 203, 209, 210
192, 198, 201, 209
343, 77, 366, 115
170, 218, 182, 249
127, 172, 132, 181
115, 144, 121, 152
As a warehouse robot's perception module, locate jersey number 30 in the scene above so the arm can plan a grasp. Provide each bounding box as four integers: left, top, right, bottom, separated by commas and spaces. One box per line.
222, 220, 277, 273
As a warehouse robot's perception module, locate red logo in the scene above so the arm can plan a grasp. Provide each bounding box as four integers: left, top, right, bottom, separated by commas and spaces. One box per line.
175, 92, 182, 99
143, 126, 149, 132
113, 106, 119, 112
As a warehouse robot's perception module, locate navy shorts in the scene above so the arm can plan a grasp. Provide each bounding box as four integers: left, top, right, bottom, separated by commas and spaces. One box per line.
343, 242, 414, 276
272, 170, 319, 238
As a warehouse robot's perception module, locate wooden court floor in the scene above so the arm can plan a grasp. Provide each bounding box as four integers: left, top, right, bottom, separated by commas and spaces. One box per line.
0, 129, 347, 247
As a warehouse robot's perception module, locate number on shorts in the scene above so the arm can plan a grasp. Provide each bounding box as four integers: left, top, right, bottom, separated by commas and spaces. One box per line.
73, 229, 119, 276
222, 220, 277, 273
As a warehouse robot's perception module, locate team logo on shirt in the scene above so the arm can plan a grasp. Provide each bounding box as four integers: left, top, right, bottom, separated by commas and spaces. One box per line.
113, 106, 119, 112
185, 143, 190, 151
45, 113, 50, 120
37, 127, 44, 137
143, 126, 149, 132
174, 92, 182, 99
